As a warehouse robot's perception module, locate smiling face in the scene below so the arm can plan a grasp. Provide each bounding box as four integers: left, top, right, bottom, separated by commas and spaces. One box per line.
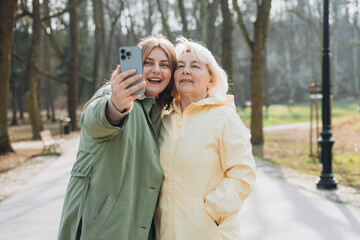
174, 52, 213, 103
143, 47, 172, 98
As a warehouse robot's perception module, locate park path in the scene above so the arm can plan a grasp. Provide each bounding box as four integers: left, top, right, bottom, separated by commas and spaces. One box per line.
0, 132, 360, 240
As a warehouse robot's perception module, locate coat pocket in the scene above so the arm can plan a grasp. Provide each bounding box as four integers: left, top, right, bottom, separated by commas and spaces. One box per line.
86, 194, 117, 239
218, 212, 241, 240
175, 195, 220, 240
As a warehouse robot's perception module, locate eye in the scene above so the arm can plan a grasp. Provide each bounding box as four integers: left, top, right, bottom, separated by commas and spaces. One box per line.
144, 61, 152, 65
177, 64, 184, 69
191, 65, 200, 68
161, 63, 170, 68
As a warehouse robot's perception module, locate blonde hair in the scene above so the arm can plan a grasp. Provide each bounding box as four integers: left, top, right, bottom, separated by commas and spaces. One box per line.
175, 36, 228, 98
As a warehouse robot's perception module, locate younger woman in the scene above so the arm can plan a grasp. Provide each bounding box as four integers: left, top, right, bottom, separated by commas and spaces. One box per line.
58, 35, 176, 240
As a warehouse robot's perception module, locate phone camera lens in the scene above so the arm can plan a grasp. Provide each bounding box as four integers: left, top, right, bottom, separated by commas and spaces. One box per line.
126, 51, 131, 57
121, 55, 126, 60
120, 49, 125, 54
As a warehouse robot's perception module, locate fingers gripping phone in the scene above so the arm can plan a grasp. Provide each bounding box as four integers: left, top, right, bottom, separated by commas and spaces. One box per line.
119, 46, 145, 95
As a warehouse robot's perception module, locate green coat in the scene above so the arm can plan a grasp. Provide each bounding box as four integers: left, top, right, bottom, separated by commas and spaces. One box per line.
58, 83, 163, 240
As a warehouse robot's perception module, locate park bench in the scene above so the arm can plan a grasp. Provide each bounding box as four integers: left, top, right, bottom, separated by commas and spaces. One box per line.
39, 129, 64, 154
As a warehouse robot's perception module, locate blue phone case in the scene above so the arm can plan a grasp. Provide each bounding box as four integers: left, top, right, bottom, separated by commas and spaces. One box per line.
119, 46, 145, 95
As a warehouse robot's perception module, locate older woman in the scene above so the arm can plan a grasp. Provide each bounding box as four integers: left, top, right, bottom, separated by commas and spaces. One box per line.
154, 37, 256, 240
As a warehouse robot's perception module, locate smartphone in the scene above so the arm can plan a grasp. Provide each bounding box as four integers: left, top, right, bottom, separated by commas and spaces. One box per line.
119, 46, 145, 95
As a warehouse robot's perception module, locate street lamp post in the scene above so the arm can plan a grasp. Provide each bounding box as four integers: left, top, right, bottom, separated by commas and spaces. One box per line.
316, 0, 337, 190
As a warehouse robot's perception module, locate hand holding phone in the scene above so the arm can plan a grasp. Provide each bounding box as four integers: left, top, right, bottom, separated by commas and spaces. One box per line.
110, 66, 146, 114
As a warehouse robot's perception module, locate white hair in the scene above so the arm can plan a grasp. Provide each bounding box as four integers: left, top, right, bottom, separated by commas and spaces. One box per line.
175, 36, 229, 98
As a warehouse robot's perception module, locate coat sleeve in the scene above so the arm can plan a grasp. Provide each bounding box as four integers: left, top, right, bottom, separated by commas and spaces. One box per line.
80, 83, 126, 141
204, 107, 256, 225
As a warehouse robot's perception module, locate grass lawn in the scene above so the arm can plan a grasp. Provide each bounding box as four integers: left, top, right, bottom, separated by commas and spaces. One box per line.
237, 98, 359, 127
241, 99, 360, 190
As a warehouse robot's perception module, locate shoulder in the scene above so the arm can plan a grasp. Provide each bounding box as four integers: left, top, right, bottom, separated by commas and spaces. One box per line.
94, 82, 112, 97
211, 104, 240, 120
212, 105, 250, 135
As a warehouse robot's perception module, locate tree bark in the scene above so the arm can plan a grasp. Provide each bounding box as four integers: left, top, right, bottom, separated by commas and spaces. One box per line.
206, 0, 218, 54
40, 0, 81, 130
353, 1, 359, 97
0, 0, 17, 154
43, 0, 55, 122
68, 0, 79, 131
156, 0, 173, 42
146, 0, 154, 35
91, 0, 106, 93
233, 0, 272, 144
178, 0, 189, 37
220, 0, 233, 94
25, 0, 43, 139
104, 0, 123, 73
199, 0, 208, 43
11, 69, 18, 126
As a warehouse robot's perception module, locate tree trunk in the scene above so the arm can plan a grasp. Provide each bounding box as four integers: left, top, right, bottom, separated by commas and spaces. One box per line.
43, 0, 56, 122
200, 0, 208, 43
10, 62, 18, 126
220, 0, 233, 94
146, 0, 154, 35
91, 0, 105, 93
25, 0, 43, 139
233, 0, 272, 144
250, 28, 265, 144
105, 0, 123, 73
206, 0, 218, 54
353, 2, 359, 97
285, 42, 295, 104
68, 0, 79, 131
250, 0, 272, 144
0, 0, 17, 154
156, 0, 173, 42
178, 0, 189, 37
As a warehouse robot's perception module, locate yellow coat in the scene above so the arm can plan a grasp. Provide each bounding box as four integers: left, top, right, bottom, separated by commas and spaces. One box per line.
155, 95, 256, 240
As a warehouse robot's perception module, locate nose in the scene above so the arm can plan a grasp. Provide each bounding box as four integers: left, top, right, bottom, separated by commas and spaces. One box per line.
183, 66, 190, 75
152, 63, 160, 73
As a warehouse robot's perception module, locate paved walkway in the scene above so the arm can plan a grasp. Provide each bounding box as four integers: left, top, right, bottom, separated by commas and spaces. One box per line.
0, 134, 360, 240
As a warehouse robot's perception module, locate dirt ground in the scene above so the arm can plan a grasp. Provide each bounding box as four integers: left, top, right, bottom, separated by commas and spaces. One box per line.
263, 114, 360, 190
1, 123, 64, 173
0, 150, 42, 173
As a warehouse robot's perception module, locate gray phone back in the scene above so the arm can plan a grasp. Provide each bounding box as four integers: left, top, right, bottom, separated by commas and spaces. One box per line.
119, 46, 145, 95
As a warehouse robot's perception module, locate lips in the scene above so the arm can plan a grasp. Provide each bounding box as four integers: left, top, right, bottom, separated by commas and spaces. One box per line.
179, 78, 193, 84
147, 77, 162, 84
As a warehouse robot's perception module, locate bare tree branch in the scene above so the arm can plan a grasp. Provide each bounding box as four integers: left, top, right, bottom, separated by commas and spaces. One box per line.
41, 0, 81, 21
233, 0, 253, 50
178, 0, 189, 37
41, 24, 71, 70
16, 0, 32, 20
16, 10, 32, 20
156, 0, 173, 42
79, 74, 94, 83
12, 51, 67, 83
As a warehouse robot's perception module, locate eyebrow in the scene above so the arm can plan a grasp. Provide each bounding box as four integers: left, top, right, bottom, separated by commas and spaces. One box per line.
145, 57, 169, 62
177, 60, 200, 64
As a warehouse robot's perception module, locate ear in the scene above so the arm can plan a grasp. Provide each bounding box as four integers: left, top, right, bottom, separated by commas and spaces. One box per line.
208, 76, 215, 88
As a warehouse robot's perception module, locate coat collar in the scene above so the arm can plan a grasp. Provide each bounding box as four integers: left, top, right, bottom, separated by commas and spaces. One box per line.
163, 95, 236, 116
